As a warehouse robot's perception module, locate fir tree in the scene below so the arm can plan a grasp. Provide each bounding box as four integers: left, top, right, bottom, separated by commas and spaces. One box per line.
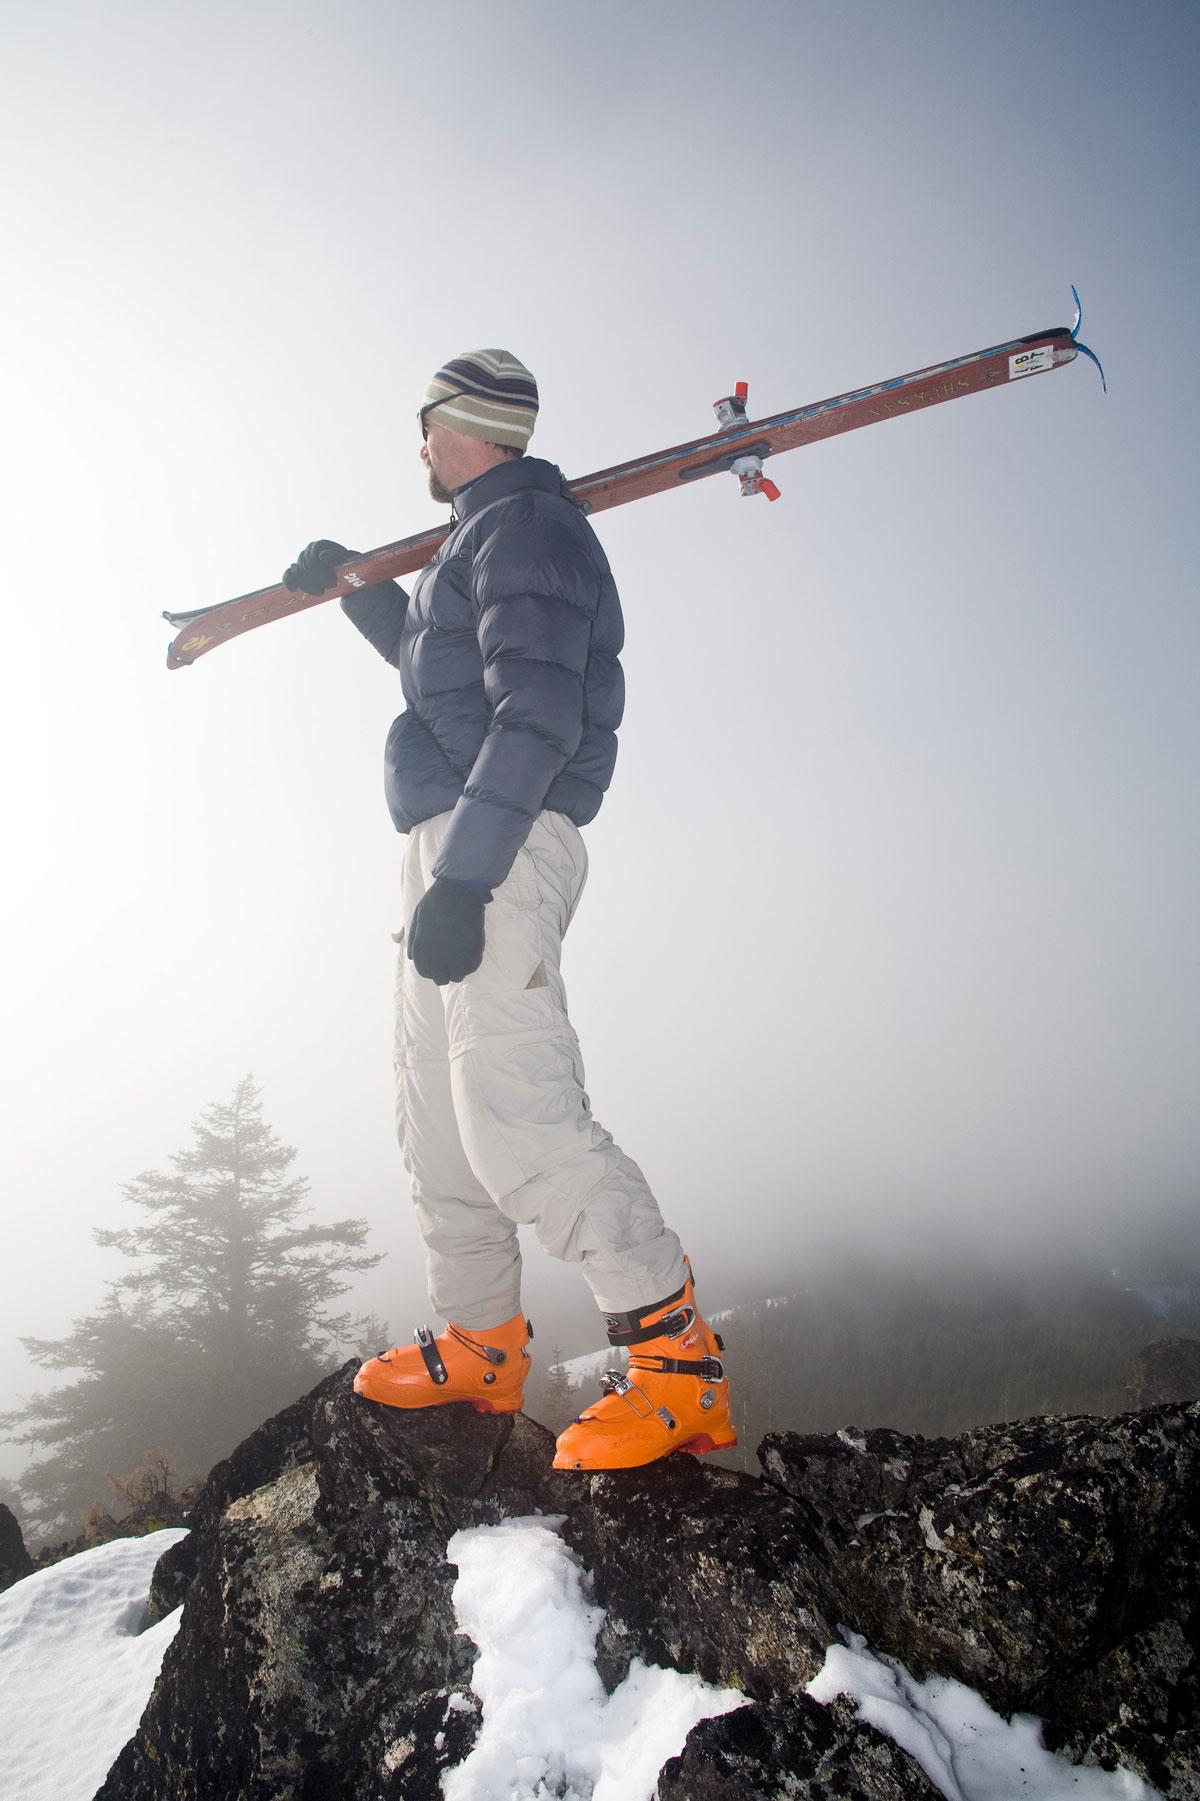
2, 1078, 380, 1534
353, 1310, 393, 1361
525, 1344, 576, 1432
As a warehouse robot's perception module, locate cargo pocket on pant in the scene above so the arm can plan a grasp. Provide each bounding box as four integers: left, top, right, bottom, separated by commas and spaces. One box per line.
495, 844, 541, 913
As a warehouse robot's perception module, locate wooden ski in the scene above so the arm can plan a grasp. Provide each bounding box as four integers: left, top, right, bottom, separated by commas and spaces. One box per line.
165, 311, 1098, 669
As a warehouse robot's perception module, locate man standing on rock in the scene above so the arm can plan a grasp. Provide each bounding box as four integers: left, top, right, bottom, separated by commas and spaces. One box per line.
284, 350, 733, 1471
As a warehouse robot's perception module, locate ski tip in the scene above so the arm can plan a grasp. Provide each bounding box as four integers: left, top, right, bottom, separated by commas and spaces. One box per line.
1069, 285, 1107, 393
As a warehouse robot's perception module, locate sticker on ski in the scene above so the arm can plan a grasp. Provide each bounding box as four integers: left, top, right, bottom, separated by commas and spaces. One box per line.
1009, 347, 1056, 379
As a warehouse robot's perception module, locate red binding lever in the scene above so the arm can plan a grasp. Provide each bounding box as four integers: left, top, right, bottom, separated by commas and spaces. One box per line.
712, 381, 750, 428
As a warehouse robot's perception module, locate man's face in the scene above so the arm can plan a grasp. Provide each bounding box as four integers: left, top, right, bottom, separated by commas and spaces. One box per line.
421, 422, 472, 505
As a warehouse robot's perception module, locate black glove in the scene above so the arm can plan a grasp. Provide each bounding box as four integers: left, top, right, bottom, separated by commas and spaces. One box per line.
407, 878, 492, 985
283, 539, 356, 596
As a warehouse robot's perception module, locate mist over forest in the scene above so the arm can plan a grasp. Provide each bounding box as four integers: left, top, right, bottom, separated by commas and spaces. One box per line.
3, 1072, 1195, 1544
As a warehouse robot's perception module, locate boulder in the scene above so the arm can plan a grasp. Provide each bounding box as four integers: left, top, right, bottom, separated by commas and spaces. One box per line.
99, 1363, 548, 1800
554, 1454, 838, 1698
762, 1405, 1200, 1797
656, 1694, 942, 1799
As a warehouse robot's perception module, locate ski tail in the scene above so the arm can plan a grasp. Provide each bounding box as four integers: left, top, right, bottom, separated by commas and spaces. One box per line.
1070, 286, 1107, 392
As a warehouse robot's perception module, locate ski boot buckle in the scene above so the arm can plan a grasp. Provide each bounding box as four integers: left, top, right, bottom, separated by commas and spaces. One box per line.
599, 1369, 655, 1418
414, 1325, 448, 1385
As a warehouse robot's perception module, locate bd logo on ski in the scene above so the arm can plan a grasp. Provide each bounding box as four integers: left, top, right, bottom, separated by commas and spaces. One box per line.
1009, 347, 1055, 379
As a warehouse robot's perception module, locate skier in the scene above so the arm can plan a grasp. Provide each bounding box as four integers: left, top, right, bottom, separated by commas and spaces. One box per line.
284, 350, 733, 1470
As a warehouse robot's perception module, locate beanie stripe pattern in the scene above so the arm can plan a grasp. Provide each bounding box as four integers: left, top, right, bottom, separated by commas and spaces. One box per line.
421, 349, 539, 450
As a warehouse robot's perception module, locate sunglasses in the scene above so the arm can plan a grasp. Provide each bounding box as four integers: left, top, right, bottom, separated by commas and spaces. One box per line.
419, 396, 458, 441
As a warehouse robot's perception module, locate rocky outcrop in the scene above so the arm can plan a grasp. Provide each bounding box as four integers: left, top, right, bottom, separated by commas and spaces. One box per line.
95, 1370, 1200, 1800
761, 1412, 1200, 1797
0, 1502, 33, 1593
99, 1364, 550, 1801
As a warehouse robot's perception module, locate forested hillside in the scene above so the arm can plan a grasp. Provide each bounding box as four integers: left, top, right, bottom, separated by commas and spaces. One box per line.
525, 1244, 1200, 1472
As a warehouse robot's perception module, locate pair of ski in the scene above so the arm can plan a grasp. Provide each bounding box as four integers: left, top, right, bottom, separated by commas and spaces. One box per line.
164, 293, 1103, 669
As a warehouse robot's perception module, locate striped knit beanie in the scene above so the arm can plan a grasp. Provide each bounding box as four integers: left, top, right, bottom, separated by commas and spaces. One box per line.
420, 349, 539, 450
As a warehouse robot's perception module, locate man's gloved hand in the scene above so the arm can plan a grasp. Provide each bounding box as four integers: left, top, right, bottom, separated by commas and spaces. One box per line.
407, 878, 492, 985
283, 540, 357, 596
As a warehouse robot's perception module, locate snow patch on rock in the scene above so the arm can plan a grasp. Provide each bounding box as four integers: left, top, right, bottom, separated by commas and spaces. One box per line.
807, 1633, 1163, 1801
443, 1514, 745, 1801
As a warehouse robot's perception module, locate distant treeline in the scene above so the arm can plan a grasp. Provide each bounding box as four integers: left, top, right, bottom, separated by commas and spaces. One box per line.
525, 1251, 1200, 1474
720, 1312, 1174, 1474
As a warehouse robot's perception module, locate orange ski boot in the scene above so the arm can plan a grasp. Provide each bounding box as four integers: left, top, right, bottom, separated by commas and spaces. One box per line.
353, 1313, 532, 1414
552, 1270, 735, 1471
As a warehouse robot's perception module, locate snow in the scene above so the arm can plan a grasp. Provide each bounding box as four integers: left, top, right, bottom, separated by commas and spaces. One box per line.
0, 1528, 187, 1801
807, 1634, 1163, 1801
552, 1347, 624, 1388
442, 1514, 746, 1800
919, 1503, 953, 1552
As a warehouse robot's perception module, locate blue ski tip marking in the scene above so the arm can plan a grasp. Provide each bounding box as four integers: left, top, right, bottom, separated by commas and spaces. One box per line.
1070, 285, 1107, 392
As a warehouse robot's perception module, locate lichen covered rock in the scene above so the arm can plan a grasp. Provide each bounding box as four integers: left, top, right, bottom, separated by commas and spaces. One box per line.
554, 1453, 837, 1698
656, 1693, 942, 1799
762, 1403, 1200, 1796
98, 1366, 548, 1800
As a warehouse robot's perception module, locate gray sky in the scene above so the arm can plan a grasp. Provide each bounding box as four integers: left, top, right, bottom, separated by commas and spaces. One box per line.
2, 0, 1197, 1473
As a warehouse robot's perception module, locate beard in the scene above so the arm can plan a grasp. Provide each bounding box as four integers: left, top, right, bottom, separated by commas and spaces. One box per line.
427, 466, 454, 505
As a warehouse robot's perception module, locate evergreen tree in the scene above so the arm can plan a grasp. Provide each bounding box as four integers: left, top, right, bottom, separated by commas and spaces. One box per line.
2, 1078, 380, 1534
525, 1344, 576, 1432
353, 1310, 393, 1361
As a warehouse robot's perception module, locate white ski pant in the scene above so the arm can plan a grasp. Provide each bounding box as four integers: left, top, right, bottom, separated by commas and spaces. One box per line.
394, 809, 687, 1329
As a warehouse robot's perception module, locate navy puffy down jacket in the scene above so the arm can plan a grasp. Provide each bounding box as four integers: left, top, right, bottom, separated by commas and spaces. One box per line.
342, 456, 624, 892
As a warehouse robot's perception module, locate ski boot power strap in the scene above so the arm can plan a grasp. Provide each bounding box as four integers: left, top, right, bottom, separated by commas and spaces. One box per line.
603, 1287, 726, 1378
603, 1281, 692, 1346
621, 1350, 725, 1380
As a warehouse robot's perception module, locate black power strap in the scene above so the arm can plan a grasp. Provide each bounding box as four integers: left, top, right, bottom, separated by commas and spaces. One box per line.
631, 1354, 725, 1382
415, 1328, 448, 1384
603, 1278, 688, 1342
